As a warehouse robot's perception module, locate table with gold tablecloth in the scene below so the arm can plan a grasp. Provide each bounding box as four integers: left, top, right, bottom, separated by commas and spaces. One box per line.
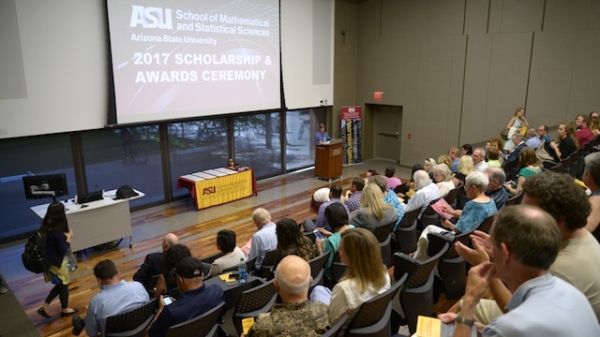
177, 168, 257, 210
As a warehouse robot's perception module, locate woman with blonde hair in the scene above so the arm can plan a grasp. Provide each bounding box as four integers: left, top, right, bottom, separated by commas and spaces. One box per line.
590, 116, 600, 137
311, 228, 391, 331
503, 106, 529, 151
504, 147, 542, 196
437, 155, 452, 170
349, 183, 398, 234
549, 122, 579, 162
423, 158, 436, 174
432, 164, 455, 197
452, 155, 475, 187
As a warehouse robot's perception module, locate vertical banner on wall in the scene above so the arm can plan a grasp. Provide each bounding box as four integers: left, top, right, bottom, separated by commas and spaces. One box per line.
341, 106, 363, 165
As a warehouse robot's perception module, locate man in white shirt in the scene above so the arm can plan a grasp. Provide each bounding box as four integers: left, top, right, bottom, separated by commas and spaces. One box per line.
247, 208, 278, 274
472, 148, 488, 173
404, 170, 440, 219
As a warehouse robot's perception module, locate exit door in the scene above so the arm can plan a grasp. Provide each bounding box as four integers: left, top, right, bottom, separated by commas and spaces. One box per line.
374, 105, 402, 162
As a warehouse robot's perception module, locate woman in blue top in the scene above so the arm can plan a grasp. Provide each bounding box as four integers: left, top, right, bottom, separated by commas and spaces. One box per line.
37, 202, 78, 318
414, 171, 497, 260
316, 203, 354, 280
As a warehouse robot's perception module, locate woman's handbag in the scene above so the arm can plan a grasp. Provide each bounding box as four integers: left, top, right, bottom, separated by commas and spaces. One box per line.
65, 250, 78, 272
500, 128, 509, 140
536, 140, 555, 163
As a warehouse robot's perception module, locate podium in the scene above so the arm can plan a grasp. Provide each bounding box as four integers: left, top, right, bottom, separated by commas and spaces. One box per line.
315, 139, 343, 182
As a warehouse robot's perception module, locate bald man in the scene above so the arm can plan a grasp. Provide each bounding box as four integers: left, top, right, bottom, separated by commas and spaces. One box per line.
133, 233, 179, 288
247, 256, 329, 337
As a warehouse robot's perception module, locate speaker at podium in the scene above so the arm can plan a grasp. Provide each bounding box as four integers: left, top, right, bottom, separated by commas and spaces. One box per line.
315, 139, 343, 182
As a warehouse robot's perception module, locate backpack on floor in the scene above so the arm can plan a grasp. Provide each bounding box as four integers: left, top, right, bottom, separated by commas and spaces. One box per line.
22, 231, 50, 273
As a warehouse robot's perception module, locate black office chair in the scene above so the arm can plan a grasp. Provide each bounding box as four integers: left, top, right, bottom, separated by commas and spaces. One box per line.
374, 221, 395, 267
308, 251, 331, 291
200, 252, 225, 264
394, 208, 420, 254
505, 190, 523, 206
444, 184, 462, 208
260, 249, 278, 278
104, 298, 157, 337
394, 241, 450, 333
420, 198, 442, 228
165, 302, 226, 337
233, 280, 277, 336
345, 274, 407, 337
321, 314, 348, 337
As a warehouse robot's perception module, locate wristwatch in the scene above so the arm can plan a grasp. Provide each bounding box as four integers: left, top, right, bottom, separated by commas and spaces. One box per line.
455, 315, 475, 327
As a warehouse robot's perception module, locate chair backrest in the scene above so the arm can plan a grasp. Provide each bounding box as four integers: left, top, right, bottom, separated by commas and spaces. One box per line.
233, 280, 278, 335
444, 184, 462, 206
321, 314, 348, 337
373, 221, 395, 242
394, 242, 449, 289
505, 190, 523, 206
245, 256, 257, 274
330, 261, 347, 285
200, 252, 224, 264
479, 214, 495, 233
104, 298, 157, 335
398, 208, 420, 228
165, 302, 226, 337
304, 231, 317, 244
260, 249, 278, 277
235, 280, 277, 315
346, 274, 408, 330
308, 251, 331, 279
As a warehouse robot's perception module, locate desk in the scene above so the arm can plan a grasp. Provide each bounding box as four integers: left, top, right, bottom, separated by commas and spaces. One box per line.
30, 189, 144, 252
204, 275, 261, 309
177, 168, 257, 210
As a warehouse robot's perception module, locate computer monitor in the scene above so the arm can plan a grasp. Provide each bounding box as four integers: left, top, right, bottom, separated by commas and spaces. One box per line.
22, 174, 69, 202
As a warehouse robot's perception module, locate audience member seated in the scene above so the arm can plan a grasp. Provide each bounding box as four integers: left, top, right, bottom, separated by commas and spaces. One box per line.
344, 177, 364, 213
210, 230, 246, 277
71, 260, 150, 336
365, 169, 378, 184
370, 175, 404, 231
423, 158, 437, 180
438, 205, 600, 336
486, 147, 501, 167
524, 128, 541, 148
395, 164, 424, 198
437, 155, 453, 171
489, 137, 507, 164
452, 155, 475, 187
584, 152, 600, 242
484, 167, 509, 210
348, 183, 398, 234
148, 257, 225, 337
133, 233, 179, 289
454, 172, 600, 322
503, 147, 542, 196
311, 228, 391, 334
384, 166, 402, 190
472, 148, 488, 173
590, 117, 600, 137
248, 208, 278, 274
414, 172, 497, 260
247, 256, 329, 337
315, 203, 354, 280
154, 244, 192, 298
503, 106, 529, 151
461, 144, 473, 156
271, 218, 318, 276
310, 187, 330, 214
449, 147, 461, 172
404, 170, 441, 221
548, 122, 579, 162
503, 133, 526, 167
432, 164, 455, 197
304, 185, 349, 232
576, 114, 595, 146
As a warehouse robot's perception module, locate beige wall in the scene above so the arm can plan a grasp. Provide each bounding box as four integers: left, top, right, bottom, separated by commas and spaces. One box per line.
334, 0, 600, 165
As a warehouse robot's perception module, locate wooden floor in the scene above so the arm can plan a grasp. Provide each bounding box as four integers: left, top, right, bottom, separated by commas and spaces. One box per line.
1, 170, 456, 337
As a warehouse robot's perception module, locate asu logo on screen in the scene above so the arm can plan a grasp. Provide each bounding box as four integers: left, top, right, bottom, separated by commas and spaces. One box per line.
130, 5, 173, 30
202, 186, 217, 195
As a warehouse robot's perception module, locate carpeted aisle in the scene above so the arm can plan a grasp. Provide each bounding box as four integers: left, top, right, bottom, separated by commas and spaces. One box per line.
0, 273, 39, 337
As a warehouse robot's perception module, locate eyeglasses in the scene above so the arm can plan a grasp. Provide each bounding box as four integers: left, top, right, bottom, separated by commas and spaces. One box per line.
464, 184, 471, 190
